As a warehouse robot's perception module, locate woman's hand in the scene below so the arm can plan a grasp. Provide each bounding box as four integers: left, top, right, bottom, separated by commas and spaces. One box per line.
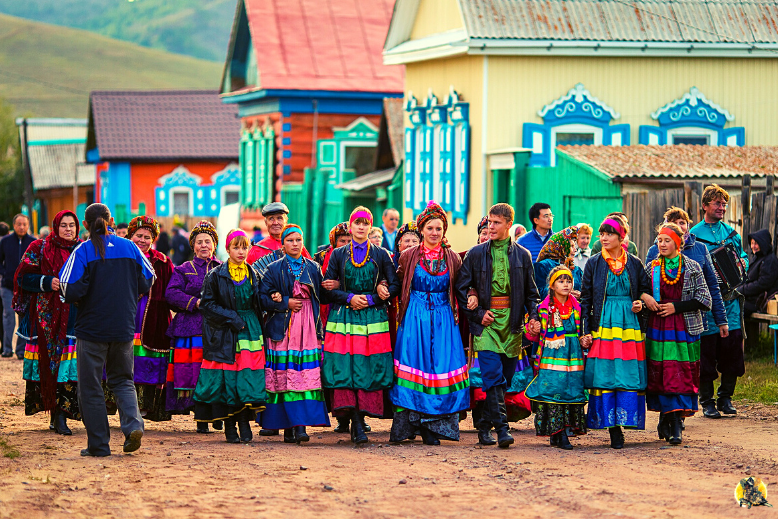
377, 284, 390, 300
195, 299, 200, 309
322, 279, 339, 291
51, 277, 60, 291
528, 319, 541, 335
579, 334, 592, 349
288, 298, 302, 313
641, 294, 659, 311
467, 294, 478, 310
631, 300, 644, 313
350, 295, 368, 310
571, 290, 581, 299
657, 302, 676, 317
271, 292, 282, 303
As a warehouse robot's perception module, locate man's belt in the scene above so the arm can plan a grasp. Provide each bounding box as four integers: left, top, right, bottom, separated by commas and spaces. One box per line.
491, 296, 510, 309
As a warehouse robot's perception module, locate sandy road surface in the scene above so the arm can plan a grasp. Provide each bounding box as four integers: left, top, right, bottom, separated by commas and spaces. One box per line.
0, 357, 775, 519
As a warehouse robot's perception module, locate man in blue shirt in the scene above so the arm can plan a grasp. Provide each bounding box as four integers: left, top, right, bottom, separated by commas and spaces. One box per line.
516, 202, 553, 262
380, 208, 400, 251
690, 185, 747, 419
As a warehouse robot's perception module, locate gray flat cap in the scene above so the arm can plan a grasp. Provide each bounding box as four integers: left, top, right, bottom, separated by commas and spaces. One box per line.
261, 202, 290, 216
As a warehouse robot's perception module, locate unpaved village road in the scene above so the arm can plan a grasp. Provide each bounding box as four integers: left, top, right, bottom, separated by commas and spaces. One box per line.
0, 357, 775, 519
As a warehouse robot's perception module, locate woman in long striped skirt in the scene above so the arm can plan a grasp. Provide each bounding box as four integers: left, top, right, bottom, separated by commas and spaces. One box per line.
322, 207, 400, 444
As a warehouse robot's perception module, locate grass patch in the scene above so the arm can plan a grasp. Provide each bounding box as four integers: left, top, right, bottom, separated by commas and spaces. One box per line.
731, 359, 778, 405
0, 438, 20, 459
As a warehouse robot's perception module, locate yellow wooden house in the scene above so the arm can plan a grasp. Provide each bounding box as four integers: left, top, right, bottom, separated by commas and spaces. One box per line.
384, 0, 778, 250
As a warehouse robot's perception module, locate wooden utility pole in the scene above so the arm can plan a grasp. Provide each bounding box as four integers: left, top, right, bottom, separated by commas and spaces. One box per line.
20, 119, 34, 219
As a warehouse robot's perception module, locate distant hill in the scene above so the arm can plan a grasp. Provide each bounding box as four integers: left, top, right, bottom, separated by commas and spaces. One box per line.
0, 14, 223, 117
0, 0, 235, 62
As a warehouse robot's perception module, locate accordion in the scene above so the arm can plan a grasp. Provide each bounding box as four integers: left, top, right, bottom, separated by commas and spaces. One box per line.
708, 242, 747, 297
250, 249, 284, 280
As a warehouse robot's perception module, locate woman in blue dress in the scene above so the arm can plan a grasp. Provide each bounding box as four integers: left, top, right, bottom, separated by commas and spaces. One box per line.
390, 201, 470, 445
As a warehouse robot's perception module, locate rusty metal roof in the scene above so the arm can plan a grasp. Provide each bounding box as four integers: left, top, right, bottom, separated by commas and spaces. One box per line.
459, 0, 778, 43
557, 145, 778, 179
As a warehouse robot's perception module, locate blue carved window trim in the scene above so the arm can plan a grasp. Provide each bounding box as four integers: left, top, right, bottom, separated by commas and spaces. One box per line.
639, 87, 744, 146
404, 87, 470, 223
155, 163, 241, 217
522, 83, 629, 167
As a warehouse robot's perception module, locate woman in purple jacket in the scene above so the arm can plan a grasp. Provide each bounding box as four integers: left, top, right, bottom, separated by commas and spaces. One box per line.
165, 221, 222, 433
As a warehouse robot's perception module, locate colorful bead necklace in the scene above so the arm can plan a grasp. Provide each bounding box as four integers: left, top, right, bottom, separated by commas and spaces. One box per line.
660, 254, 683, 285
287, 259, 304, 279
604, 247, 627, 276
349, 240, 370, 268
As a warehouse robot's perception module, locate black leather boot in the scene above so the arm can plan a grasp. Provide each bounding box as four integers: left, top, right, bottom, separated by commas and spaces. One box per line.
420, 428, 440, 446
238, 419, 253, 443
334, 416, 351, 433
224, 419, 240, 443
360, 414, 371, 433
212, 420, 223, 430
486, 386, 513, 448
283, 428, 297, 443
657, 413, 671, 441
700, 379, 721, 418
196, 421, 210, 434
555, 431, 573, 450
717, 374, 738, 415
668, 412, 683, 445
350, 411, 368, 444
295, 426, 310, 443
259, 428, 279, 436
609, 426, 624, 449
54, 409, 72, 436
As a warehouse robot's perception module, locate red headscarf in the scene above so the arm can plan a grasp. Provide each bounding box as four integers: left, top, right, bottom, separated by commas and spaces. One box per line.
13, 210, 80, 410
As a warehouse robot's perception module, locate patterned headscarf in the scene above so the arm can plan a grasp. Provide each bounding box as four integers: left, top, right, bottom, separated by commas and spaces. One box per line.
328, 222, 350, 248
537, 226, 579, 267
128, 215, 160, 240
394, 221, 421, 255
416, 201, 450, 248
189, 220, 218, 251
477, 216, 489, 244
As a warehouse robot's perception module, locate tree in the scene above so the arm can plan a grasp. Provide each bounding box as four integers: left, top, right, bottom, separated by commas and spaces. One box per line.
0, 98, 25, 225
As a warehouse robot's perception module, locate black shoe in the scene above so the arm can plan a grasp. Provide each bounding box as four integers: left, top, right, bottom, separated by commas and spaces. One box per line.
609, 426, 624, 449
237, 420, 253, 443
334, 416, 351, 433
702, 401, 722, 419
717, 398, 737, 415
212, 420, 223, 431
283, 428, 297, 443
80, 448, 110, 457
123, 429, 143, 453
295, 426, 310, 444
16, 355, 23, 360
259, 428, 279, 436
0, 352, 12, 358
350, 414, 368, 444
420, 429, 440, 446
478, 427, 497, 446
549, 434, 558, 446
657, 413, 671, 441
196, 422, 211, 434
224, 419, 240, 443
668, 412, 683, 445
360, 415, 371, 433
555, 431, 573, 450
54, 410, 72, 436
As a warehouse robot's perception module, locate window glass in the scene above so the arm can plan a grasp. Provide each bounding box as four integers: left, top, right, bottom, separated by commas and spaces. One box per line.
556, 132, 595, 146
344, 145, 376, 176
173, 192, 190, 215
224, 190, 240, 205
672, 135, 709, 145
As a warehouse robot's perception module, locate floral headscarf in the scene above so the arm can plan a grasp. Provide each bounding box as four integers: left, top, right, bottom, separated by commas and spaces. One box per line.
394, 221, 421, 256
128, 215, 160, 240
328, 222, 350, 248
537, 226, 579, 268
416, 201, 450, 249
189, 220, 218, 251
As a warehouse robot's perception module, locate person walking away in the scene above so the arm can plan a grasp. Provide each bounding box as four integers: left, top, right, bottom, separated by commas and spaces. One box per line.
456, 203, 542, 448
13, 211, 81, 435
59, 203, 154, 456
126, 217, 174, 422
517, 203, 553, 262
690, 185, 747, 418
390, 202, 469, 445
322, 207, 400, 444
525, 265, 591, 449
644, 223, 711, 445
741, 229, 778, 315
580, 215, 655, 449
193, 229, 266, 443
259, 225, 330, 443
0, 214, 35, 358
164, 221, 222, 432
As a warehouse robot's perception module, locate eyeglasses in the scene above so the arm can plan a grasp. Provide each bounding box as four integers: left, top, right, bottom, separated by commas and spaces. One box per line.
711, 202, 728, 209
540, 214, 554, 220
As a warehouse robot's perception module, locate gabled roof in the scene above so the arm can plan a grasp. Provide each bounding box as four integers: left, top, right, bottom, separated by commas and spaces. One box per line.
17, 118, 95, 190
384, 0, 778, 63
557, 145, 778, 180
87, 90, 240, 162
224, 0, 403, 95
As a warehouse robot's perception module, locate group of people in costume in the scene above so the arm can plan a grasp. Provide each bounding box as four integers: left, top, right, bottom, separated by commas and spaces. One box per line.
12, 182, 746, 454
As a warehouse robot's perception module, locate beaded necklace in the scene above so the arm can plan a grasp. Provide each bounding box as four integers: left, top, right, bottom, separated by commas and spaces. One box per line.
603, 247, 626, 276
349, 240, 370, 268
287, 257, 304, 279
660, 254, 683, 285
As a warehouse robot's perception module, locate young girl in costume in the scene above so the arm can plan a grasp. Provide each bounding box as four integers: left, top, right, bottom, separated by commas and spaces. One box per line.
194, 229, 266, 443
645, 222, 711, 445
525, 265, 590, 450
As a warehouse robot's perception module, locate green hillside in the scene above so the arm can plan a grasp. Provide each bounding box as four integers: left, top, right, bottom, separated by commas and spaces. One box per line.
0, 13, 223, 117
0, 0, 235, 62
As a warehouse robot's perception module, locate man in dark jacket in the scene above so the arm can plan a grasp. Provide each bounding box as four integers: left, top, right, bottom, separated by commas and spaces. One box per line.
0, 214, 35, 358
456, 203, 541, 448
742, 229, 778, 315
170, 226, 191, 266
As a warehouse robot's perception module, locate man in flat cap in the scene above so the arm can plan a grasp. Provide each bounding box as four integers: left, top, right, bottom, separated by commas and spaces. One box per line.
247, 202, 312, 265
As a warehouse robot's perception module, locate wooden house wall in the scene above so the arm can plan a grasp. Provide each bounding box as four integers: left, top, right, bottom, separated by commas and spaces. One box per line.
130, 161, 232, 215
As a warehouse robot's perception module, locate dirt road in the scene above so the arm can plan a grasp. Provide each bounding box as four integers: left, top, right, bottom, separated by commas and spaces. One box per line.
0, 357, 775, 519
